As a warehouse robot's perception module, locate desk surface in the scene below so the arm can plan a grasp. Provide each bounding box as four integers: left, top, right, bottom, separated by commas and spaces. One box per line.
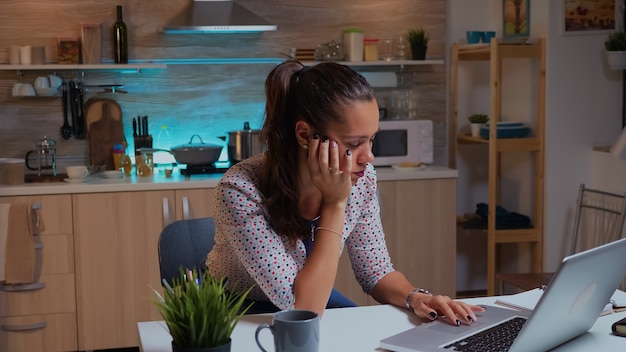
138, 296, 626, 351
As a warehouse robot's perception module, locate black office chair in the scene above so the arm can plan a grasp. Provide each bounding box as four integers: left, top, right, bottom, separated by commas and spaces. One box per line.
498, 184, 626, 293
158, 217, 216, 286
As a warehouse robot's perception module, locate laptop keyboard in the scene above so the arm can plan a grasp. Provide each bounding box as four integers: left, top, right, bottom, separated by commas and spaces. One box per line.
444, 317, 527, 352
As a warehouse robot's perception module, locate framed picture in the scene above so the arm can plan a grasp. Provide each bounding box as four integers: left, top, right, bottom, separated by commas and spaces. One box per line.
503, 0, 530, 38
562, 0, 622, 35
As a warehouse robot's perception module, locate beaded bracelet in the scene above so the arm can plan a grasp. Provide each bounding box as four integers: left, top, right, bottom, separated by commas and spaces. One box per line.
316, 226, 343, 239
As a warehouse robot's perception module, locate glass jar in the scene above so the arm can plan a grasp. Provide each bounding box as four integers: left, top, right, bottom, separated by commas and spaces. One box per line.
364, 38, 379, 61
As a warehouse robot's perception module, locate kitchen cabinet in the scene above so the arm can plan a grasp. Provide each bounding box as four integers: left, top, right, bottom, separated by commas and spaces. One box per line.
72, 188, 216, 350
449, 39, 546, 295
72, 190, 173, 350
333, 178, 457, 306
174, 188, 217, 222
0, 195, 77, 352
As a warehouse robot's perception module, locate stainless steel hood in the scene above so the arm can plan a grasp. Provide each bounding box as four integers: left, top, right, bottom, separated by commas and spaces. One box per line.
163, 0, 277, 33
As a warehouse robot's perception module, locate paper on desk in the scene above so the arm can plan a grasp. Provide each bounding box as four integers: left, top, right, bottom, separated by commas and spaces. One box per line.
495, 288, 626, 315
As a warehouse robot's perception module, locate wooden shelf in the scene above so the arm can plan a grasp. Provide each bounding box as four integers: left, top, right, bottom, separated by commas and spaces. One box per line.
457, 135, 542, 151
0, 63, 166, 73
450, 39, 546, 296
301, 59, 445, 67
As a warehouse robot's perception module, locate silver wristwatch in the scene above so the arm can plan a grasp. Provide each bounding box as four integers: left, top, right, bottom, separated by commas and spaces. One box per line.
405, 288, 432, 310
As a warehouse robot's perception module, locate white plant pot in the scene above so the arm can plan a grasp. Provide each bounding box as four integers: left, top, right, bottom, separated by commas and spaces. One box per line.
607, 50, 626, 70
470, 123, 483, 137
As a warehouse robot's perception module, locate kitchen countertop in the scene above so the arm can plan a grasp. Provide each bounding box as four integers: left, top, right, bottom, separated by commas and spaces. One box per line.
0, 166, 457, 197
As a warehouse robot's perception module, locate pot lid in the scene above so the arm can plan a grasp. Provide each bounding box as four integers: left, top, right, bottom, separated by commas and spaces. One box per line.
172, 134, 223, 150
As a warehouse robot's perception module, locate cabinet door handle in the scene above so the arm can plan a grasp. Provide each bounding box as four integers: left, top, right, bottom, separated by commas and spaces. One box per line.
1, 321, 47, 332
162, 197, 171, 228
182, 196, 190, 220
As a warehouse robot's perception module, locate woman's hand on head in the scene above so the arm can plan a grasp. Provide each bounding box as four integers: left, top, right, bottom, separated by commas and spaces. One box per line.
409, 293, 486, 326
306, 134, 353, 205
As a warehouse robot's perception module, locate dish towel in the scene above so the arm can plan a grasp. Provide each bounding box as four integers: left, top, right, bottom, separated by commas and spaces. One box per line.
4, 203, 37, 284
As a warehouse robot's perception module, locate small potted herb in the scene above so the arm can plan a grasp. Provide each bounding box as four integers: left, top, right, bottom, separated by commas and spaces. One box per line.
468, 114, 489, 137
407, 27, 430, 60
605, 31, 626, 70
152, 268, 253, 352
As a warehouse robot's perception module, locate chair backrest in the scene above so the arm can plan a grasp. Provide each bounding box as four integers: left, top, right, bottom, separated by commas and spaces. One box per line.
158, 217, 216, 286
570, 184, 626, 255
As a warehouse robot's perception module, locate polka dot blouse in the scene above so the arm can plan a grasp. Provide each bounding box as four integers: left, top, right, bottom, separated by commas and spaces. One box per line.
206, 153, 395, 310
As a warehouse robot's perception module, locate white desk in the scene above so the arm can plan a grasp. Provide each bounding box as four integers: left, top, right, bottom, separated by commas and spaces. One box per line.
138, 297, 626, 351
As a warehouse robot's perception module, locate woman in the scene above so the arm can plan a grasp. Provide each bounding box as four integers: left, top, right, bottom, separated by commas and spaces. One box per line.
207, 59, 484, 325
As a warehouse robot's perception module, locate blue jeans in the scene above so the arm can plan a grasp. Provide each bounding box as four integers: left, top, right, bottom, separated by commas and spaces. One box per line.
243, 288, 358, 315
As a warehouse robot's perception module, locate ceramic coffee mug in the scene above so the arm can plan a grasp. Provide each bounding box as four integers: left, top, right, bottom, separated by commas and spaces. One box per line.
34, 76, 50, 89
466, 31, 483, 44
255, 309, 319, 352
66, 165, 89, 179
483, 31, 496, 44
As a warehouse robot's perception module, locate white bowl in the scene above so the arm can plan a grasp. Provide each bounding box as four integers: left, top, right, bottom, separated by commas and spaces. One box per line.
35, 87, 59, 96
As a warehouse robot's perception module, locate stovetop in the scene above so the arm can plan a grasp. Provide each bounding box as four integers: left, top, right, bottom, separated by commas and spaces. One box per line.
180, 163, 231, 177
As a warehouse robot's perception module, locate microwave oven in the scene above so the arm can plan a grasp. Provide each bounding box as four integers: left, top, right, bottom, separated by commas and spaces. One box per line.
371, 120, 433, 167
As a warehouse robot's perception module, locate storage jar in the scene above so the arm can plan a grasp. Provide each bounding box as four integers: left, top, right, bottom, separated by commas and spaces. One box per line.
342, 28, 364, 61
364, 38, 379, 61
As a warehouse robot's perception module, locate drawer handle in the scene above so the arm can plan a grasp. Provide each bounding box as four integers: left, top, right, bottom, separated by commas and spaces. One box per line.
162, 197, 171, 228
0, 282, 45, 292
182, 196, 190, 220
1, 321, 47, 332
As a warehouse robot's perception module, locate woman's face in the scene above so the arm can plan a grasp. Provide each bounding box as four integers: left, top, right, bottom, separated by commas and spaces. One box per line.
325, 99, 379, 185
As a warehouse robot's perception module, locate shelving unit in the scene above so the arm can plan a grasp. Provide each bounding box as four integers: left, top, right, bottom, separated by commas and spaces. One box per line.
449, 39, 546, 296
0, 63, 166, 74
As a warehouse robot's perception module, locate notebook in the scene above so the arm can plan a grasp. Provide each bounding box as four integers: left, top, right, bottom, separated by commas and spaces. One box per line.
380, 237, 626, 352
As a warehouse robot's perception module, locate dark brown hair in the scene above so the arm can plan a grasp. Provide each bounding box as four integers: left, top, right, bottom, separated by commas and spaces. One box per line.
259, 59, 375, 245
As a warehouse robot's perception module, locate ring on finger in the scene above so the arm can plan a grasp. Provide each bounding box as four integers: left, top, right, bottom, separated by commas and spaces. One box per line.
329, 167, 340, 175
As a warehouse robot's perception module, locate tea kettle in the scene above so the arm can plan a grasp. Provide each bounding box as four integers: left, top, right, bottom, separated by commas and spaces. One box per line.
25, 136, 57, 176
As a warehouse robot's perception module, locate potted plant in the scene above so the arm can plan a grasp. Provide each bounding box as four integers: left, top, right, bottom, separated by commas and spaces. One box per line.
407, 27, 429, 60
605, 31, 626, 70
468, 113, 489, 137
152, 269, 253, 352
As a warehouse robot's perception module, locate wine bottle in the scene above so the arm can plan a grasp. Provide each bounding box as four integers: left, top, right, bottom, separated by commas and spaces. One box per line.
113, 5, 128, 64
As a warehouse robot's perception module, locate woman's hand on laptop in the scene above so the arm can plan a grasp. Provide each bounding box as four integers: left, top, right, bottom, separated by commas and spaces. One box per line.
412, 295, 486, 326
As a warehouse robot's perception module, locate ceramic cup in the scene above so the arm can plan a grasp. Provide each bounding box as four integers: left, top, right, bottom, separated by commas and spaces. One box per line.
255, 310, 319, 352
466, 31, 483, 44
66, 165, 89, 179
9, 45, 21, 65
18, 83, 36, 96
34, 76, 50, 89
31, 46, 46, 65
12, 83, 25, 96
19, 45, 32, 65
483, 31, 496, 44
48, 74, 62, 89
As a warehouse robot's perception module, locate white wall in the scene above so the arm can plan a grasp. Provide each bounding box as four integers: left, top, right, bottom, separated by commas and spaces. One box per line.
449, 0, 623, 291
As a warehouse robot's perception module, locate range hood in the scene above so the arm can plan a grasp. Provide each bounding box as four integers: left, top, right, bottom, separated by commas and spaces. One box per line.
163, 0, 278, 33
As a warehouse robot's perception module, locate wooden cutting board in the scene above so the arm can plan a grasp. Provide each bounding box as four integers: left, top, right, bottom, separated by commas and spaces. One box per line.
85, 98, 125, 170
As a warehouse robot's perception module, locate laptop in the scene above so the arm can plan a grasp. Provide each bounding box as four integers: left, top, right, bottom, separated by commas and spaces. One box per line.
380, 237, 626, 352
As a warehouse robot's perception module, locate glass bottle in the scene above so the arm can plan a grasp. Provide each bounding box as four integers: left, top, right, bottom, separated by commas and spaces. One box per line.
113, 5, 128, 64
120, 149, 133, 177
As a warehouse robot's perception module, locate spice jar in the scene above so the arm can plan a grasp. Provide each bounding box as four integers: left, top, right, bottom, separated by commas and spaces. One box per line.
364, 38, 379, 61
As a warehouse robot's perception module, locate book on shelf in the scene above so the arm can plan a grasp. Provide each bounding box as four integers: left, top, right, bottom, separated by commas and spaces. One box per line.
495, 287, 626, 316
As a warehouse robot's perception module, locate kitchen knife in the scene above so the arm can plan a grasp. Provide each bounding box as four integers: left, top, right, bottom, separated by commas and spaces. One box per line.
132, 117, 137, 137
